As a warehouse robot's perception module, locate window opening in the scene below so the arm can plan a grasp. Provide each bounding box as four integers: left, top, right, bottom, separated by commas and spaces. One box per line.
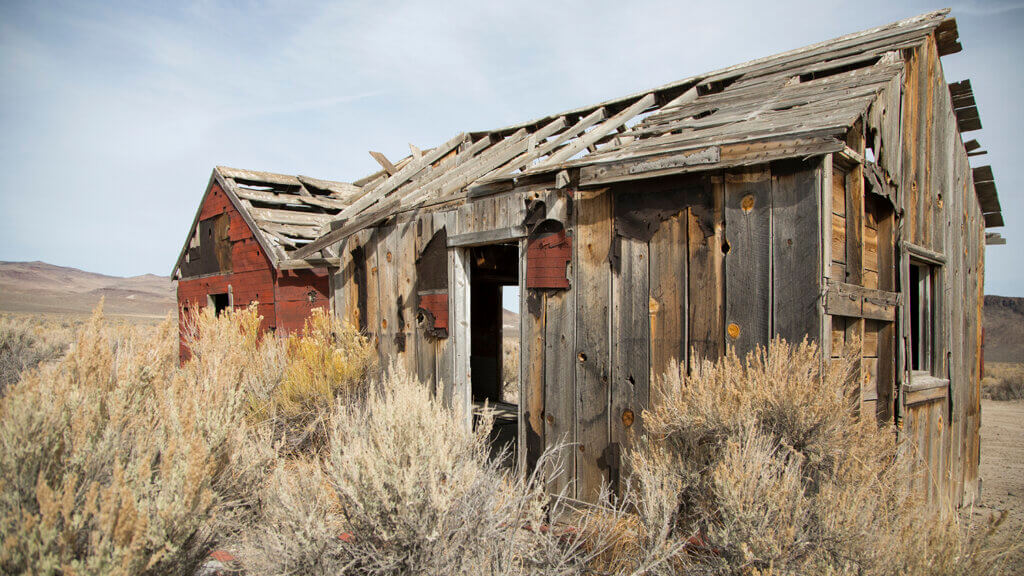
909, 262, 934, 373
208, 292, 231, 317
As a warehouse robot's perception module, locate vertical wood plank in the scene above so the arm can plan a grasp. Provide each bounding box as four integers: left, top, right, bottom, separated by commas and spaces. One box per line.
574, 187, 613, 503
520, 239, 546, 474
724, 168, 772, 357
771, 161, 821, 344
396, 216, 418, 375
414, 214, 437, 393
649, 212, 688, 388
450, 245, 472, 428
436, 210, 457, 402
545, 289, 576, 497
611, 235, 649, 490
687, 178, 724, 365
377, 223, 399, 367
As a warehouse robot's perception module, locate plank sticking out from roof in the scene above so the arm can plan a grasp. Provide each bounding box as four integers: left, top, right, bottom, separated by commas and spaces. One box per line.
293, 10, 964, 252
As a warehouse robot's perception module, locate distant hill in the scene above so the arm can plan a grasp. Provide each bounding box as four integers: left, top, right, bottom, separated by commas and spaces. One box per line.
0, 261, 1020, 357
0, 261, 175, 321
985, 295, 1024, 363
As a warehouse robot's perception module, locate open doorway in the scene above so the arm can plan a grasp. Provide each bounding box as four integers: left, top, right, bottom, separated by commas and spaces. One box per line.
468, 243, 520, 465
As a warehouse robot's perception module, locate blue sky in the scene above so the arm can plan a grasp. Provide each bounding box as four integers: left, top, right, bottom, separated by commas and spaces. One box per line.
1, 1, 1021, 296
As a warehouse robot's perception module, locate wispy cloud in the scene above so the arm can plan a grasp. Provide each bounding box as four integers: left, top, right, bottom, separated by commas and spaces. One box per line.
0, 0, 1021, 297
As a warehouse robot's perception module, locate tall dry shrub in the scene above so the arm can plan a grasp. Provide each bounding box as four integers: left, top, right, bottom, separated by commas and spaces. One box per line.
615, 338, 1004, 575
254, 309, 375, 453
0, 304, 287, 574
234, 369, 622, 576
0, 315, 76, 396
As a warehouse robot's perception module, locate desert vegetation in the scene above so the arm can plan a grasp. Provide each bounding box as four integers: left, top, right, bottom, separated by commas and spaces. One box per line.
982, 362, 1024, 401
0, 314, 78, 396
0, 306, 1014, 575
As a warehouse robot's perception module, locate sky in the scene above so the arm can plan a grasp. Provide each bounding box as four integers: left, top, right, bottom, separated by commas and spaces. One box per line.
1, 0, 1021, 296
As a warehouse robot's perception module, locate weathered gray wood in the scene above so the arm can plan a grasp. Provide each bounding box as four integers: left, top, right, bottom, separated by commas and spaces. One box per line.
771, 161, 821, 343
724, 168, 772, 357
649, 211, 687, 387
376, 223, 400, 366
450, 244, 472, 428
436, 210, 457, 399
611, 235, 649, 491
396, 216, 418, 375
413, 214, 438, 394
688, 178, 724, 364
369, 150, 397, 175
447, 226, 527, 248
278, 257, 341, 270
540, 94, 655, 167
574, 188, 613, 503
544, 289, 576, 498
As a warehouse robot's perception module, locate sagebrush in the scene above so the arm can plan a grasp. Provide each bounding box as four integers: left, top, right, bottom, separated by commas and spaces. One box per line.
1, 309, 1013, 575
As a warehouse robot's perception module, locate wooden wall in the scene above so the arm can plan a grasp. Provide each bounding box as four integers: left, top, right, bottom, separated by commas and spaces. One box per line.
894, 36, 984, 507
333, 162, 822, 503
329, 36, 986, 508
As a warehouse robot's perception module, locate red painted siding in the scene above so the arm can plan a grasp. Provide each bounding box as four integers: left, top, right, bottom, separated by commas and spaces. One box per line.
177, 182, 336, 359
275, 268, 331, 334
177, 183, 276, 360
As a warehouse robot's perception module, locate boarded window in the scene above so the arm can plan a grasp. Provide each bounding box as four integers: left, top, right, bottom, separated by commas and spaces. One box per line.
526, 220, 571, 290
416, 228, 449, 338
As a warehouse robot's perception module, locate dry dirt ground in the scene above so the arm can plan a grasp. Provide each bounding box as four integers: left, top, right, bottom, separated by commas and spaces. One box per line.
975, 399, 1024, 571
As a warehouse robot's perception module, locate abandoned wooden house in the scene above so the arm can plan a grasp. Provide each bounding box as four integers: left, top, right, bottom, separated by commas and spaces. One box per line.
172, 166, 362, 358
178, 10, 1004, 508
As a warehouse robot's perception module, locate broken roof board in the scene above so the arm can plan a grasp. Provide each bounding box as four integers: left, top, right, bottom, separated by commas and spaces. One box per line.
294, 10, 1000, 260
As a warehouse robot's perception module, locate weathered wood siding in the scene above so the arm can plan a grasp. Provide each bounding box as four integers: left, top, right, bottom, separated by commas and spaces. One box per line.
336, 163, 822, 501
895, 36, 984, 507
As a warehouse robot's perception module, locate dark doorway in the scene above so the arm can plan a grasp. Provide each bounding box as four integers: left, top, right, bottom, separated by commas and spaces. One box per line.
469, 243, 520, 464
208, 293, 231, 317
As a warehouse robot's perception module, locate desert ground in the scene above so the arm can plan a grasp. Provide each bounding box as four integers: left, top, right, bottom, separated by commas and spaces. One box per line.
976, 399, 1024, 571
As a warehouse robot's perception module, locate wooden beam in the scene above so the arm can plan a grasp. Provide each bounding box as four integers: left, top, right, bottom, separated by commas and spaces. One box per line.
249, 207, 331, 226
447, 226, 527, 248
278, 257, 341, 270
369, 151, 397, 175
538, 93, 656, 167
331, 132, 466, 224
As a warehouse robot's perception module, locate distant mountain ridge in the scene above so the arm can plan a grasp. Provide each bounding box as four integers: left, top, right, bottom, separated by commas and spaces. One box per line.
984, 295, 1024, 363
0, 261, 175, 320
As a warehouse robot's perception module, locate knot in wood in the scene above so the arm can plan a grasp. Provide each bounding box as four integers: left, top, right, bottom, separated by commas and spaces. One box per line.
727, 322, 741, 340
621, 409, 635, 428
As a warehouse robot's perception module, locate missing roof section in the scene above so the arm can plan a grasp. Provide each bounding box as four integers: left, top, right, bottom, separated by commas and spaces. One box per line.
799, 56, 880, 83
697, 75, 740, 96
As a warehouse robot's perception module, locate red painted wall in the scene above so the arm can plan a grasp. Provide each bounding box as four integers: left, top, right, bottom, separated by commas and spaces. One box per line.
274, 268, 331, 334
177, 183, 276, 360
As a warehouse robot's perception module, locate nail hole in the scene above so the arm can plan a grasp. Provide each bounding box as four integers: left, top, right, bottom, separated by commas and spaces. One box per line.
578, 352, 587, 362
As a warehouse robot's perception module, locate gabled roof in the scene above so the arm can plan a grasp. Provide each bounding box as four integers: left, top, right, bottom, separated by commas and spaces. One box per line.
172, 166, 368, 277
284, 9, 997, 260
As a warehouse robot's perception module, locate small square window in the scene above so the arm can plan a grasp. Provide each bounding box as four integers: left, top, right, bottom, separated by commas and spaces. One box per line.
207, 293, 231, 317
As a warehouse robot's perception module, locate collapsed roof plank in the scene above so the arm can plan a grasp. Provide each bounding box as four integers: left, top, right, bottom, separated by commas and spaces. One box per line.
539, 93, 656, 167
333, 132, 467, 223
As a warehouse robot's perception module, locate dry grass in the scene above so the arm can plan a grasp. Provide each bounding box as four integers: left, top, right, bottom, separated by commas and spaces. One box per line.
502, 336, 520, 405
0, 314, 79, 396
604, 339, 1010, 575
233, 369, 629, 575
2, 307, 1014, 575
983, 362, 1024, 401
0, 303, 374, 575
